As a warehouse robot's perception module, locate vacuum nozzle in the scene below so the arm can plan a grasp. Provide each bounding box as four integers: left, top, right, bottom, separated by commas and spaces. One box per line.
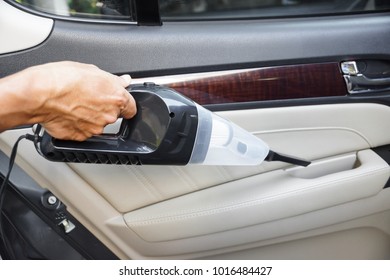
265, 150, 311, 167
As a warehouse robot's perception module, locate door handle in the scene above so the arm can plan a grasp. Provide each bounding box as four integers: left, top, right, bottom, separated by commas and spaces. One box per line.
341, 61, 390, 94
347, 75, 390, 87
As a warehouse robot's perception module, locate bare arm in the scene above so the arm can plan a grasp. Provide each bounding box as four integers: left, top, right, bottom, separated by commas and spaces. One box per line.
0, 61, 136, 141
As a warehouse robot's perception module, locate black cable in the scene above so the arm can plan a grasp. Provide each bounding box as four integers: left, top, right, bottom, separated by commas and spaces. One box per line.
0, 134, 34, 259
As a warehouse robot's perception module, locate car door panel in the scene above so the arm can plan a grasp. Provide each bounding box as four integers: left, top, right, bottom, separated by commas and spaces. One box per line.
1, 1, 390, 259
2, 101, 390, 258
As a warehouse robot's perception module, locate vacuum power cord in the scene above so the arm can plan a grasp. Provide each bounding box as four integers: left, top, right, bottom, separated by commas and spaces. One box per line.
0, 134, 34, 259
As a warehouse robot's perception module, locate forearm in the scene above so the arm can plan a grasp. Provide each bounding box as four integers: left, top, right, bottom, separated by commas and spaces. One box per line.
0, 61, 135, 141
0, 67, 45, 131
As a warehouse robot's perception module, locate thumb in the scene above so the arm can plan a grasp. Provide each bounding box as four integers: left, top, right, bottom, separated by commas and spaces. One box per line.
119, 74, 132, 87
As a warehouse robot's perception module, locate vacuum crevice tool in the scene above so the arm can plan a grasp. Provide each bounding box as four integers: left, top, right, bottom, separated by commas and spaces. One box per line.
265, 150, 311, 167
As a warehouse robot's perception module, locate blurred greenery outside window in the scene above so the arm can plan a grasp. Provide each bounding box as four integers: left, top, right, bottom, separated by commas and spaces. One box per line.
158, 0, 390, 20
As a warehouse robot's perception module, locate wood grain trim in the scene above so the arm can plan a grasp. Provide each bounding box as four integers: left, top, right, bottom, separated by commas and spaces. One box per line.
133, 63, 347, 105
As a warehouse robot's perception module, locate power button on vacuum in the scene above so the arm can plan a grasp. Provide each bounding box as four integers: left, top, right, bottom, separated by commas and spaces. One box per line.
143, 82, 156, 87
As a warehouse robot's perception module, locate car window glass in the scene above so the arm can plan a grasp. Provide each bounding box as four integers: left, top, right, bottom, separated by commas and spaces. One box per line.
13, 0, 134, 20
159, 0, 390, 20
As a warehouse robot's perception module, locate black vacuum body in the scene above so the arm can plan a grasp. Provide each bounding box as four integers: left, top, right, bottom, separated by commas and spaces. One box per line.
38, 83, 200, 165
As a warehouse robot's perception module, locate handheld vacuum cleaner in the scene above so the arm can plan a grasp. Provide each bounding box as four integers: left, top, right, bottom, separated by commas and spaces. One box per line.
34, 83, 310, 167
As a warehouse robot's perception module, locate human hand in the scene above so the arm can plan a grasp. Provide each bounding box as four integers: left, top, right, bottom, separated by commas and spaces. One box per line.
29, 61, 136, 141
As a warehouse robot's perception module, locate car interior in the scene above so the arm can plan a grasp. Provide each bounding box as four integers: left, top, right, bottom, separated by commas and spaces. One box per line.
0, 0, 390, 260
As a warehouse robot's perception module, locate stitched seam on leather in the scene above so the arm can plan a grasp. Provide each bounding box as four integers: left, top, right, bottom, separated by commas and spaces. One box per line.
126, 167, 388, 226
124, 167, 163, 200
171, 167, 198, 192
218, 166, 234, 182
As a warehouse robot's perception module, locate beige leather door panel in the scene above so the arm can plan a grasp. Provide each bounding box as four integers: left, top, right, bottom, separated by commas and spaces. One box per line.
1, 102, 390, 259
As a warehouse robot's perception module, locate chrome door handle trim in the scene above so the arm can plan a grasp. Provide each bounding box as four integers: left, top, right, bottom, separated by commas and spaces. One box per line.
341, 61, 390, 94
